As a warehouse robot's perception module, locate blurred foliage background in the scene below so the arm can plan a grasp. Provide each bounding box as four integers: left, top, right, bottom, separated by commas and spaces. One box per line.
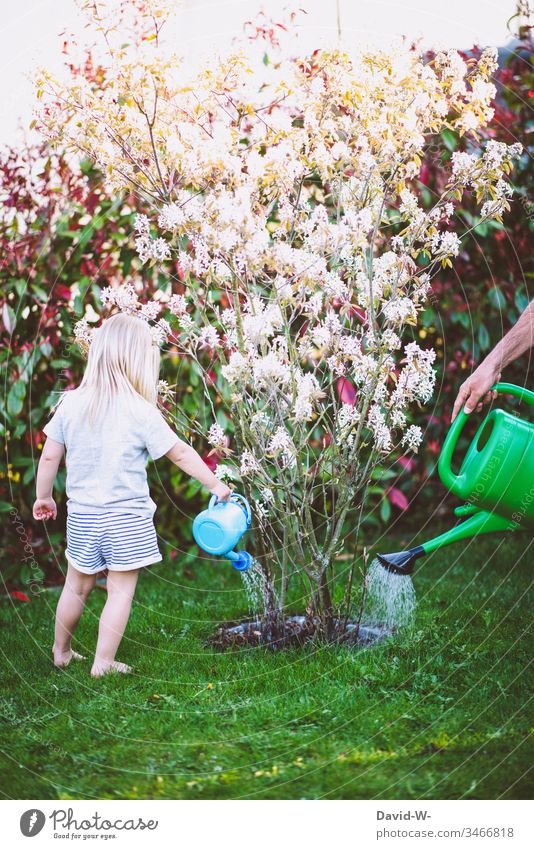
1, 32, 532, 588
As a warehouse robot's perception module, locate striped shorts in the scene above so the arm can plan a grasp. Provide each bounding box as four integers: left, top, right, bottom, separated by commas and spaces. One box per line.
66, 512, 162, 574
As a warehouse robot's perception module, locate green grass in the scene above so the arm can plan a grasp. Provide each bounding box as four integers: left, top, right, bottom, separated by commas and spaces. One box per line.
1, 530, 533, 800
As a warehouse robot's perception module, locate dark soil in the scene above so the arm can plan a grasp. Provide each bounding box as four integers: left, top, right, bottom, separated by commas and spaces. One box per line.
207, 614, 390, 651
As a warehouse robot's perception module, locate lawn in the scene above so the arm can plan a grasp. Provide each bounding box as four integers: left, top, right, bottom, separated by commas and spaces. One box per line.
1, 528, 533, 800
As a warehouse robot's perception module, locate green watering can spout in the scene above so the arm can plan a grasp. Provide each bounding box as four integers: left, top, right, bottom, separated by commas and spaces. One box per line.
377, 546, 425, 575
378, 383, 534, 570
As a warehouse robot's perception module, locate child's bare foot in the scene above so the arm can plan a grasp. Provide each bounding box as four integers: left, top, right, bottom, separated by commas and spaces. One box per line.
91, 660, 132, 678
53, 646, 86, 668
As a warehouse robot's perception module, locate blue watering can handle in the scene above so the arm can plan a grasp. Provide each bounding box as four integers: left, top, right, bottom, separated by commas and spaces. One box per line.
208, 492, 252, 525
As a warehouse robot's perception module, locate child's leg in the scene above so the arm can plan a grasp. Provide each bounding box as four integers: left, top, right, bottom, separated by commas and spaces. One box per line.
54, 561, 96, 667
91, 569, 140, 677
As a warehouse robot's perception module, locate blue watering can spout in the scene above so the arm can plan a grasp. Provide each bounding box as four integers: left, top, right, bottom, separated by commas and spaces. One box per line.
192, 492, 253, 572
226, 550, 253, 572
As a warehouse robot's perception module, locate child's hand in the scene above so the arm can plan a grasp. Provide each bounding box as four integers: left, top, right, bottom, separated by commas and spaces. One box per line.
33, 497, 57, 521
210, 482, 232, 502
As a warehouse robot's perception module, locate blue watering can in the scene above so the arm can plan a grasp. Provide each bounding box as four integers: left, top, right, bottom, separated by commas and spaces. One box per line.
192, 493, 253, 571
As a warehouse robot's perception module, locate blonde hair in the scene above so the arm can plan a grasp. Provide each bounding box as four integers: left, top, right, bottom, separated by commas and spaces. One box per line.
78, 313, 160, 423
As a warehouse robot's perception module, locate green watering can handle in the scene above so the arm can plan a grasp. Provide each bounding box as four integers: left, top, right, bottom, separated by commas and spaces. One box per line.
438, 382, 534, 493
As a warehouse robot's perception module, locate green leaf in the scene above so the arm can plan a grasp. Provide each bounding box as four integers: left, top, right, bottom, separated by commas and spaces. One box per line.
79, 158, 94, 175
73, 295, 85, 317
189, 365, 199, 387
7, 381, 26, 416
23, 466, 36, 486
453, 311, 471, 330
478, 323, 491, 352
13, 278, 27, 298
380, 498, 391, 523
32, 285, 49, 303
441, 129, 458, 152
0, 501, 14, 513
13, 422, 26, 439
514, 289, 529, 314
421, 308, 435, 328
420, 187, 432, 207
487, 287, 506, 311
2, 303, 16, 335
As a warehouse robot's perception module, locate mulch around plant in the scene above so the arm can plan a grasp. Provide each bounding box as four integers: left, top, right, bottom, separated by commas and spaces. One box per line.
207, 615, 390, 651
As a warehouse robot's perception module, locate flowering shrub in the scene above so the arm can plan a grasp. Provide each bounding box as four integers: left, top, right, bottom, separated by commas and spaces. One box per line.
405, 32, 534, 511
35, 2, 524, 633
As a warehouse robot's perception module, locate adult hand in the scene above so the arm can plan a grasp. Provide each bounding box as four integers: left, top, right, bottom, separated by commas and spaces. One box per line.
33, 497, 57, 520
451, 359, 501, 422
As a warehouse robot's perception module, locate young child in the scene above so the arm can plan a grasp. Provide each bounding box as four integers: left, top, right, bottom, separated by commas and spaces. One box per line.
33, 312, 231, 677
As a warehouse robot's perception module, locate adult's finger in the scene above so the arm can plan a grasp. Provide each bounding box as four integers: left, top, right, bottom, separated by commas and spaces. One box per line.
463, 384, 484, 414
452, 384, 469, 422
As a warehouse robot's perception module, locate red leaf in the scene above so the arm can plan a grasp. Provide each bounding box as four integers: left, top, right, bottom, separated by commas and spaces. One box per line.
387, 486, 409, 511
397, 455, 415, 472
11, 591, 31, 602
348, 305, 367, 323
54, 284, 71, 300
202, 451, 220, 472
336, 377, 357, 406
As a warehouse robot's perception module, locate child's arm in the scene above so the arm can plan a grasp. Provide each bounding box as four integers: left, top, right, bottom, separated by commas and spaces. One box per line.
166, 439, 232, 501
33, 437, 65, 520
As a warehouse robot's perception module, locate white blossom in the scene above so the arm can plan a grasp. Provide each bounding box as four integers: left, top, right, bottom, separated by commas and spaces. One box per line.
252, 352, 292, 389
207, 422, 226, 447
221, 351, 250, 385
402, 424, 423, 452
100, 283, 139, 313
197, 325, 219, 349
168, 294, 187, 316
158, 202, 187, 230
134, 213, 150, 235
240, 449, 261, 476
367, 405, 392, 452
73, 318, 94, 350
151, 318, 171, 345
139, 301, 162, 321
268, 426, 295, 465
214, 464, 237, 481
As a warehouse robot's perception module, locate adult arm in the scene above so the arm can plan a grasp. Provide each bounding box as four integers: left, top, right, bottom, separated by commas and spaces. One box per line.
451, 300, 534, 422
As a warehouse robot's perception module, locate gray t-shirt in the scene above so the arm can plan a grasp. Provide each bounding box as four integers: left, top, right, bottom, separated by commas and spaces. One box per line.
43, 388, 178, 517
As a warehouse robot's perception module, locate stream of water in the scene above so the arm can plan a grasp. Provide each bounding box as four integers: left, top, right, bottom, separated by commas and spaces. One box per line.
240, 556, 415, 638
361, 557, 417, 633
240, 560, 280, 620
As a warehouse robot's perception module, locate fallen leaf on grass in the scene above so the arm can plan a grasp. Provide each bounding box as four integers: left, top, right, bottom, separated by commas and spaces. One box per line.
11, 591, 30, 602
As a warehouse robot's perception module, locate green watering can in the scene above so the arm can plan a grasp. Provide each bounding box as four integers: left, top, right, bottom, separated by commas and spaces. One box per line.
378, 383, 534, 575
